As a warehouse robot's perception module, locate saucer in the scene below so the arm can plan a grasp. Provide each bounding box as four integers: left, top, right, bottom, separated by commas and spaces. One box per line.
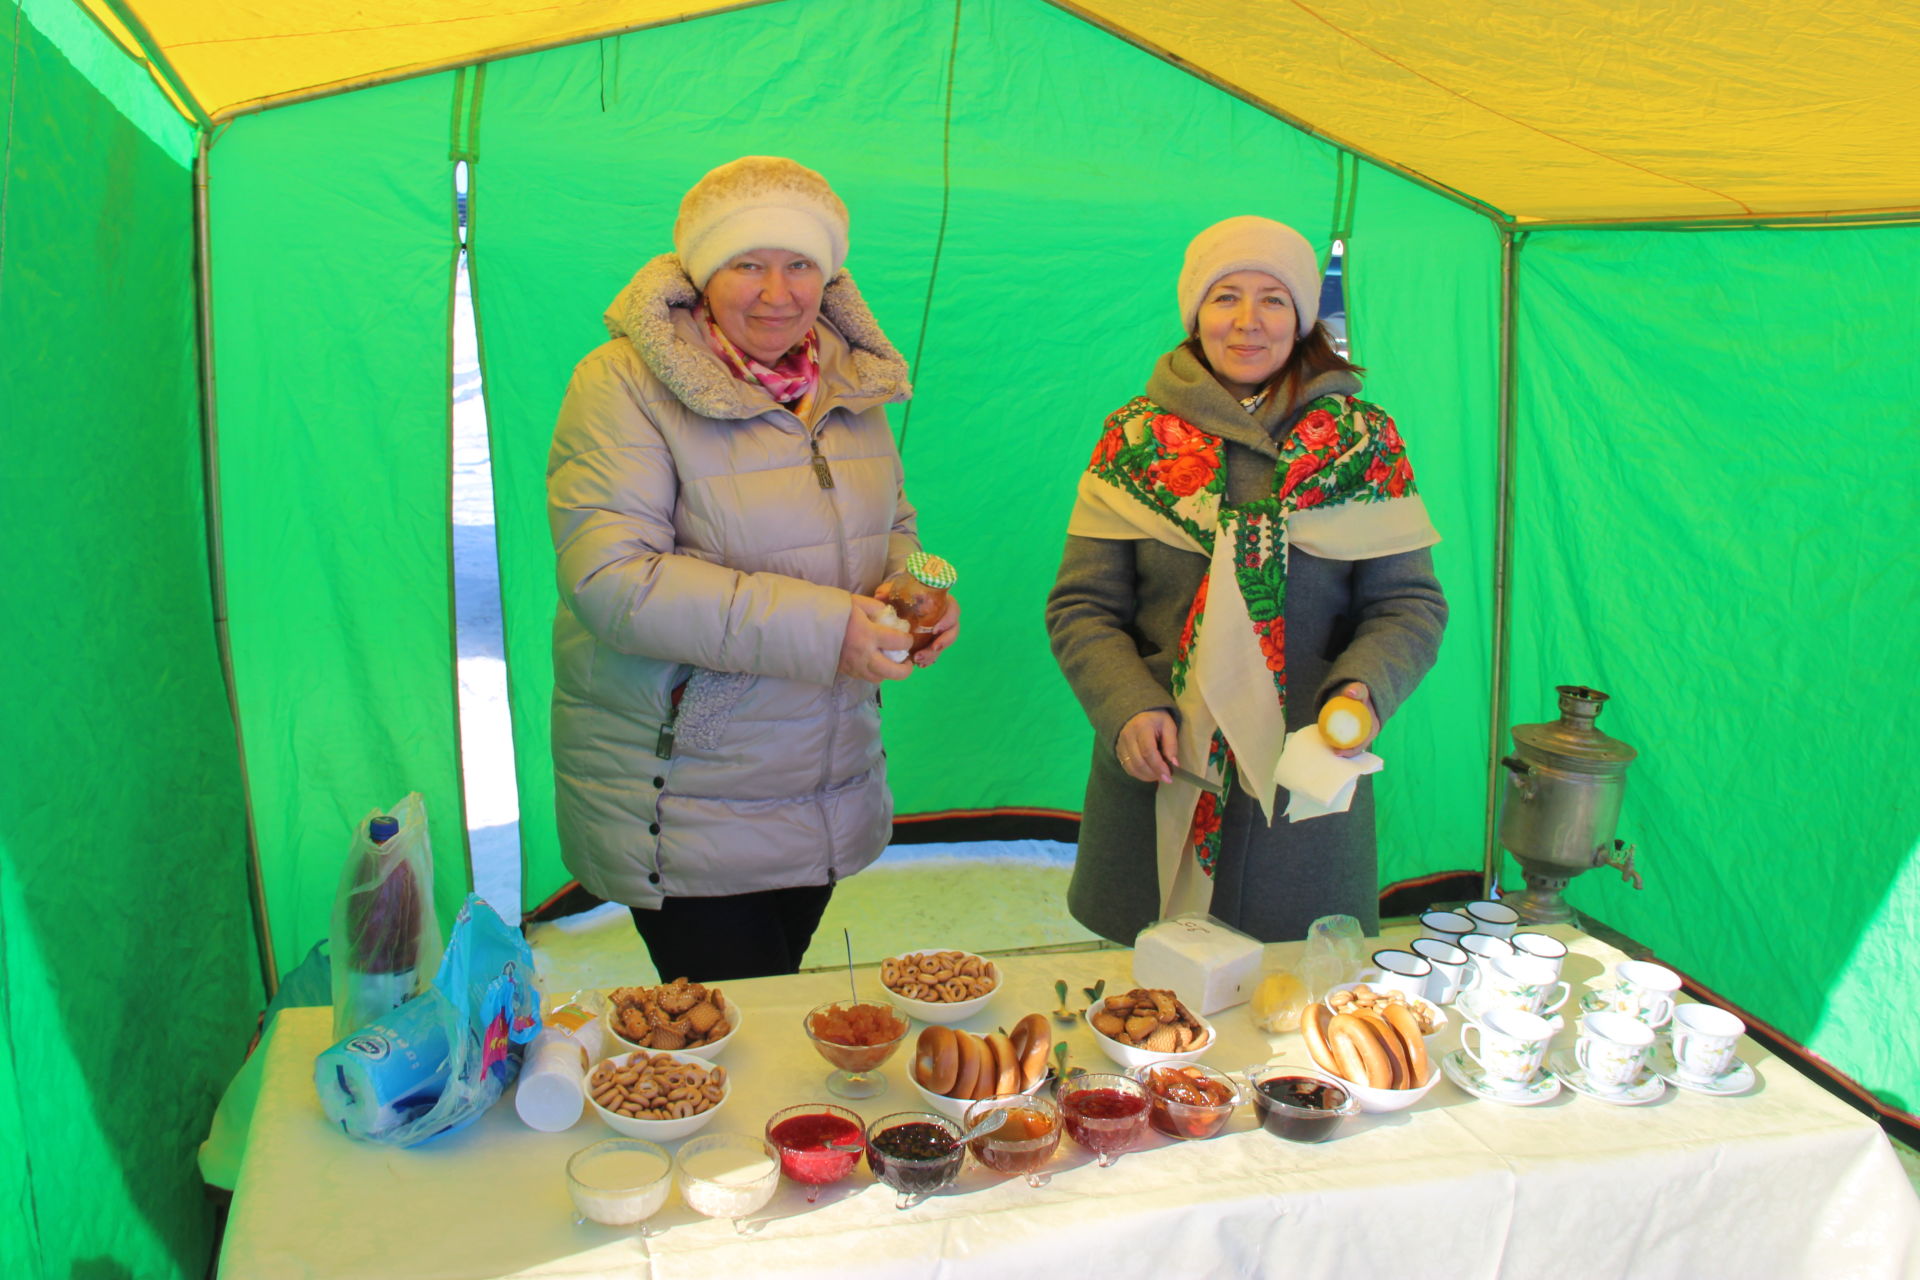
1548, 1050, 1665, 1105
1650, 1043, 1755, 1096
1439, 1049, 1560, 1106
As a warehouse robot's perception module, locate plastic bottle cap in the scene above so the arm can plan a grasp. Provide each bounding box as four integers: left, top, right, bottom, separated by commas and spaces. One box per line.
906, 550, 957, 589
369, 815, 400, 843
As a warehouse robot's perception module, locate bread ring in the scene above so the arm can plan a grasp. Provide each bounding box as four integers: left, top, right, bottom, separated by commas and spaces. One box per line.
940, 979, 969, 1002
1328, 1012, 1394, 1089
1299, 1002, 1340, 1075
1348, 1009, 1406, 1088
880, 959, 902, 986
1010, 1013, 1052, 1091
914, 1025, 960, 1095
1382, 1002, 1430, 1087
949, 1031, 984, 1100
983, 1032, 1019, 1097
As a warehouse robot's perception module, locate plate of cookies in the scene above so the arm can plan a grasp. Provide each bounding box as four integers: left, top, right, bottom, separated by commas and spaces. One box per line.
879, 949, 1000, 1024
604, 978, 740, 1060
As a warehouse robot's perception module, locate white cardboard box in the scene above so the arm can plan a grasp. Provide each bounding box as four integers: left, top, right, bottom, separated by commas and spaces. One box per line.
1131, 915, 1263, 1015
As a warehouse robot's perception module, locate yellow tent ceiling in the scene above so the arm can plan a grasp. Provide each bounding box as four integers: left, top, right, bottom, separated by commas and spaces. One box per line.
87, 0, 1920, 223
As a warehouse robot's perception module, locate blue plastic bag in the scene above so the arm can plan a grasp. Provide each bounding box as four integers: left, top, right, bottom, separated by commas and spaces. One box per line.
314, 893, 542, 1147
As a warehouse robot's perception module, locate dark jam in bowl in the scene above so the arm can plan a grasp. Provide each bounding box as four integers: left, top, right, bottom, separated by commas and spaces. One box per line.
1253, 1076, 1351, 1143
769, 1112, 865, 1186
1060, 1087, 1150, 1156
868, 1122, 964, 1195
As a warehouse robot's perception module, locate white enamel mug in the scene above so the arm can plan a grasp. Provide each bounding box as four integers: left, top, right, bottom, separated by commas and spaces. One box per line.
1463, 900, 1520, 939
1418, 910, 1475, 945
1463, 953, 1570, 1018
1610, 960, 1682, 1029
1510, 932, 1568, 979
1460, 1007, 1555, 1092
1670, 1004, 1745, 1082
1410, 938, 1469, 1006
1357, 949, 1432, 1002
1575, 1011, 1655, 1092
1458, 933, 1515, 989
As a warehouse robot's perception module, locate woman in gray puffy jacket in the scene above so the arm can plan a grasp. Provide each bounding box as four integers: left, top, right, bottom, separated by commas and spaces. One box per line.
548, 157, 956, 981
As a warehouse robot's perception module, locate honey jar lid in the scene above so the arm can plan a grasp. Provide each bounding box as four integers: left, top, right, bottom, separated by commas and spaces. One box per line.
906, 551, 957, 589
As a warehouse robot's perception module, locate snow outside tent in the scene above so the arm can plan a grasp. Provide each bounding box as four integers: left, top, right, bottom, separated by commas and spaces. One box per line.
2, 0, 1916, 1274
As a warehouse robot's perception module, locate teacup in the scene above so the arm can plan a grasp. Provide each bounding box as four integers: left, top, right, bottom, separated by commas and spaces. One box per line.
1409, 938, 1469, 1006
1463, 900, 1520, 939
1670, 1004, 1745, 1082
1460, 1008, 1556, 1093
1462, 953, 1570, 1019
1418, 911, 1475, 945
1604, 960, 1682, 1029
1357, 949, 1432, 1002
1509, 932, 1568, 979
1575, 1011, 1654, 1092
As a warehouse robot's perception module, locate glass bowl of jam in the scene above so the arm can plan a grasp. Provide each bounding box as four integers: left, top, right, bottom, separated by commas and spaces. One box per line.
1057, 1071, 1151, 1167
804, 1001, 910, 1100
866, 1111, 966, 1209
964, 1093, 1063, 1186
1131, 1061, 1242, 1140
765, 1104, 866, 1203
1245, 1064, 1359, 1143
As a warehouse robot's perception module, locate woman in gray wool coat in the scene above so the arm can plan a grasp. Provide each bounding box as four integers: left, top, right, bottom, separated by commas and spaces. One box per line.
1046, 216, 1446, 945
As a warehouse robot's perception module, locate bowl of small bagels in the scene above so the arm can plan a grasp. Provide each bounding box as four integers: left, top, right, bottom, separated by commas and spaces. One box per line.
879, 949, 1000, 1024
1298, 986, 1441, 1113
907, 1014, 1054, 1123
586, 1048, 731, 1140
603, 978, 740, 1060
1085, 987, 1215, 1068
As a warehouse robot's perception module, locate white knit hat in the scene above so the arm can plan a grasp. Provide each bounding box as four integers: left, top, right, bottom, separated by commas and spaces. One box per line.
673, 156, 850, 291
1177, 215, 1321, 337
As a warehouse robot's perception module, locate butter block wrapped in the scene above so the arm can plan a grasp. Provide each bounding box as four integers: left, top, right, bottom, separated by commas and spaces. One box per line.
1131, 914, 1263, 1015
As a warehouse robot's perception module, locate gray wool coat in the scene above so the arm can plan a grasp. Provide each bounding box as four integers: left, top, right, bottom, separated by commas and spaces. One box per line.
548, 255, 916, 909
1045, 348, 1447, 944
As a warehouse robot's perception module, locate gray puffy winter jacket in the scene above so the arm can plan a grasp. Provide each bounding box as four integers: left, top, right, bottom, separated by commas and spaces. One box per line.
548, 254, 916, 908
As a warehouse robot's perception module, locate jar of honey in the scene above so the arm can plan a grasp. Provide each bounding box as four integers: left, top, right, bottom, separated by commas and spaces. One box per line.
882, 551, 957, 655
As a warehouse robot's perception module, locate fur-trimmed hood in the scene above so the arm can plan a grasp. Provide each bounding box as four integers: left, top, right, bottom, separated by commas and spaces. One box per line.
603, 253, 912, 420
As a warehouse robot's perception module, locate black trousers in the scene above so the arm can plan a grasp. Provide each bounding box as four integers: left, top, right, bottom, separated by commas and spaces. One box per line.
629, 884, 835, 983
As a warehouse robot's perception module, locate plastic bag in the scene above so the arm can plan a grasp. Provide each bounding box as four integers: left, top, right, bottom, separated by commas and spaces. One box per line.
330, 793, 443, 1040
314, 893, 542, 1147
1299, 914, 1366, 1003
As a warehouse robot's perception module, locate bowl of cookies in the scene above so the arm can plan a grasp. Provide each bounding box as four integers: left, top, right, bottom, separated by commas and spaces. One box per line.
604, 979, 739, 1060
1085, 987, 1215, 1068
879, 949, 1000, 1024
586, 1049, 731, 1141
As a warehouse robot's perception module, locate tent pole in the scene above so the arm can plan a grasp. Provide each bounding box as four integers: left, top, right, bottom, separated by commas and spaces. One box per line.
95, 0, 210, 128
1519, 210, 1920, 233
1482, 225, 1520, 897
195, 129, 279, 998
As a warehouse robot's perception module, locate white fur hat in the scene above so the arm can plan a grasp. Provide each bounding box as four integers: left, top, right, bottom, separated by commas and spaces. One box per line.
1177, 215, 1321, 337
673, 156, 850, 291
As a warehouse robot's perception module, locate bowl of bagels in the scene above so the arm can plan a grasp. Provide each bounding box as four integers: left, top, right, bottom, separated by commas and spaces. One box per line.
907, 1014, 1054, 1123
1298, 984, 1443, 1112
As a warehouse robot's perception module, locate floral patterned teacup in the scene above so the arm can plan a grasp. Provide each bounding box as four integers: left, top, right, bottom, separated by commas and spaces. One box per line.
1460, 1008, 1556, 1093
1575, 1012, 1654, 1092
1592, 960, 1681, 1029
1670, 1003, 1744, 1082
1461, 953, 1569, 1019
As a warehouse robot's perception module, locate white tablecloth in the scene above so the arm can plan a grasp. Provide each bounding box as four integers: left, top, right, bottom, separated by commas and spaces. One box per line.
218, 925, 1920, 1278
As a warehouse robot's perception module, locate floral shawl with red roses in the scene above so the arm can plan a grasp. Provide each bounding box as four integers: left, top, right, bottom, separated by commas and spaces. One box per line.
1068, 393, 1439, 920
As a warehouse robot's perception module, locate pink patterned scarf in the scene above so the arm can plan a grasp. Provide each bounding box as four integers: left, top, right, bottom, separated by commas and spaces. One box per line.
698, 305, 821, 404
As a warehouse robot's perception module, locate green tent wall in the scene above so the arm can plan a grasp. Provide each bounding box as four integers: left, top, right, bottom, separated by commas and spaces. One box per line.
2, 0, 1915, 1276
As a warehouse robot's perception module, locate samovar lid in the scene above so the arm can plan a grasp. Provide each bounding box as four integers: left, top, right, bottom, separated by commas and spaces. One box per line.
1510, 685, 1638, 774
